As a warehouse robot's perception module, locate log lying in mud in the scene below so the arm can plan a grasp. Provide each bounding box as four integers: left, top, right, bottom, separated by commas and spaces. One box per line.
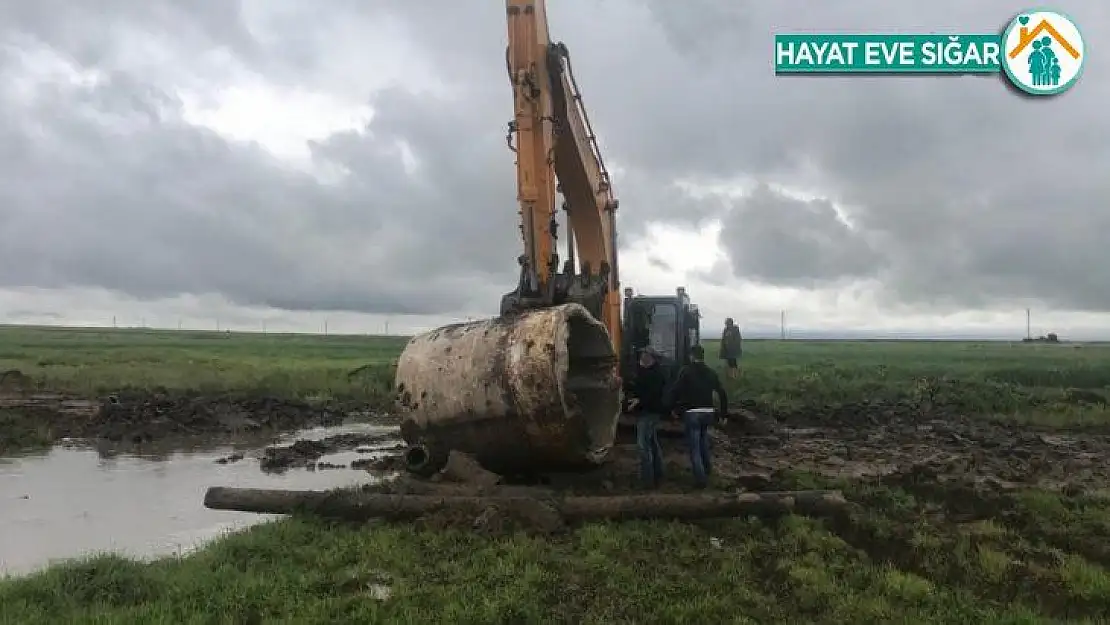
203, 486, 848, 522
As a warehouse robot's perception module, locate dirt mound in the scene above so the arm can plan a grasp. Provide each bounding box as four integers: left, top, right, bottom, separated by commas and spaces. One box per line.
0, 369, 33, 392
725, 406, 1110, 493
83, 392, 348, 443
759, 399, 926, 429
0, 389, 358, 447
412, 498, 566, 535
260, 432, 404, 473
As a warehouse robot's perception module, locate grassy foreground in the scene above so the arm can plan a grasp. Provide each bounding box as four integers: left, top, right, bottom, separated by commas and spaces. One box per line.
3, 326, 1110, 622
4, 489, 1109, 625
3, 479, 1110, 623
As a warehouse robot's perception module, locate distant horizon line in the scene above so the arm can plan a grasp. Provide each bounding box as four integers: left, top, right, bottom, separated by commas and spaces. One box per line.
0, 322, 1092, 342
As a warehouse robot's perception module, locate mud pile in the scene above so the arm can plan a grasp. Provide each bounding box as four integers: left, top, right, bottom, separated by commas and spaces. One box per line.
0, 377, 359, 446
0, 369, 33, 392
259, 432, 405, 472
720, 400, 1110, 493
86, 392, 348, 442
335, 398, 1110, 535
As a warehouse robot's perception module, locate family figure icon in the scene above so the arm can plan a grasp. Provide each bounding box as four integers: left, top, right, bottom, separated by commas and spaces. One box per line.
1002, 11, 1084, 95
1028, 37, 1061, 86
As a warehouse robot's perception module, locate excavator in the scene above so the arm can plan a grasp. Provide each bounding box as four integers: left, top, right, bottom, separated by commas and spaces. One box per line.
392, 0, 700, 477
202, 2, 848, 521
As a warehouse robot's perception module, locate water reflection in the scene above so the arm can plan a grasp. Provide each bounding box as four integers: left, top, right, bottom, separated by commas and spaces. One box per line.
0, 423, 400, 577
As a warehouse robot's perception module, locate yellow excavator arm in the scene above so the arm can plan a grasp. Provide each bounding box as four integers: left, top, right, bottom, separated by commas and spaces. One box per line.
392, 1, 628, 475
502, 0, 622, 356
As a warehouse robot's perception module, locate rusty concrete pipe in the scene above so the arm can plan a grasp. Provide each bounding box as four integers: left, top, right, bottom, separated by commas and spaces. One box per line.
393, 303, 620, 475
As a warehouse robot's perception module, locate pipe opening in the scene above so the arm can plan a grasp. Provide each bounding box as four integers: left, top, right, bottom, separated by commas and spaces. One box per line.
405, 445, 431, 473
564, 310, 620, 457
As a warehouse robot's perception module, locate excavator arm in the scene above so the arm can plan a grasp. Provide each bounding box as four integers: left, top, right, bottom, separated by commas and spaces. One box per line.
392, 1, 831, 514
501, 0, 622, 354
391, 1, 627, 475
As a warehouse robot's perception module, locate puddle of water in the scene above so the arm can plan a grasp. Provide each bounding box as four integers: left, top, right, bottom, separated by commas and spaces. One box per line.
0, 423, 402, 577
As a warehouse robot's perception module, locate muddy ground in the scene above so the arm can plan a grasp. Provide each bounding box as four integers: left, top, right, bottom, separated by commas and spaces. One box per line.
8, 362, 1110, 530
6, 368, 1109, 499
265, 399, 1110, 534
255, 432, 406, 472
718, 399, 1110, 493
0, 373, 388, 449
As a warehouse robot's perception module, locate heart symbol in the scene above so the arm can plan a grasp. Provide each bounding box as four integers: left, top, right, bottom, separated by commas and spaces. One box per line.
1019, 15, 1030, 25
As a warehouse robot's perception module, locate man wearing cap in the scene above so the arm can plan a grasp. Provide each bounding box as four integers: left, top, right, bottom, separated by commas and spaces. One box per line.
627, 346, 668, 488
668, 344, 728, 489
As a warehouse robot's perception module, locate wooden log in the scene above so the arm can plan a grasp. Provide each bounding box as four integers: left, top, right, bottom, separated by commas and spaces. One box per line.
559, 490, 848, 521
203, 486, 848, 522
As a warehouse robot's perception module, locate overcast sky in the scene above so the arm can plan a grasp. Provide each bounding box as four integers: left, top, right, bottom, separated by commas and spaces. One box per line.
1, 1, 1108, 338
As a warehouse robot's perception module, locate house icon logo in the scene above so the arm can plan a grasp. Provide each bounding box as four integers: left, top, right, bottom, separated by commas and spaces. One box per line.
1001, 9, 1085, 95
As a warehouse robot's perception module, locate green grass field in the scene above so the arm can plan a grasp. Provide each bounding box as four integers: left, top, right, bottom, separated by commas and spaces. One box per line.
3, 324, 1109, 425
3, 325, 1110, 623
0, 325, 407, 399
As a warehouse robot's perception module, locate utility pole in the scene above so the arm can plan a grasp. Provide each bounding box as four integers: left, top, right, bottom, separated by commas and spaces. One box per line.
780, 310, 786, 340
1026, 308, 1032, 340
384, 319, 390, 335
112, 315, 117, 329
324, 319, 329, 336
177, 319, 182, 331
262, 321, 267, 335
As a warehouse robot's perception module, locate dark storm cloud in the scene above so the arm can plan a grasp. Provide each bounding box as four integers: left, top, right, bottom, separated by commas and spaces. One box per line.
631, 0, 1110, 311
718, 185, 880, 286
0, 0, 258, 83
0, 0, 705, 317
0, 49, 517, 315
2, 0, 1110, 316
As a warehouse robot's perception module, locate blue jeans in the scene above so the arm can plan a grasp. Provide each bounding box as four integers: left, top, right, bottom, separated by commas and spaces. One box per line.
635, 412, 665, 487
683, 409, 714, 487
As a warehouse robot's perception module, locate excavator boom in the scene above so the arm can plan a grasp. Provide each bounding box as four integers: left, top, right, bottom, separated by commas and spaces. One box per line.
501, 0, 621, 353
391, 0, 624, 475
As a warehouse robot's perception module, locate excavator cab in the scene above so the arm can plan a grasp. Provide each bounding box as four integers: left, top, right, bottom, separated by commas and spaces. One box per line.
620, 286, 701, 412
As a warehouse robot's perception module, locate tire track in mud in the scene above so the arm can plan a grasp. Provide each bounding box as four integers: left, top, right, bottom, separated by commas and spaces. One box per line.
723, 401, 1110, 495
711, 404, 1110, 620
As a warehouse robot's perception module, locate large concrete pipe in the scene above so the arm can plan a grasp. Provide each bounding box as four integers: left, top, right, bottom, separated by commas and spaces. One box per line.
393, 303, 620, 475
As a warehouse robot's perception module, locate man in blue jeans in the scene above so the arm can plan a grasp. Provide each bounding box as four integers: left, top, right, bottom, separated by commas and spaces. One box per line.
668, 344, 728, 489
628, 347, 668, 489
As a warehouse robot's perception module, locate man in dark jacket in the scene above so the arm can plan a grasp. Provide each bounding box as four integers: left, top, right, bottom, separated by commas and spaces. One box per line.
668, 344, 728, 488
720, 317, 743, 380
628, 346, 667, 488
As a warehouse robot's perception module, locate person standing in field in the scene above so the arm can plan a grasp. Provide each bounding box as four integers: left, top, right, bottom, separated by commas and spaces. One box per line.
719, 317, 743, 380
627, 347, 667, 489
668, 345, 728, 489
